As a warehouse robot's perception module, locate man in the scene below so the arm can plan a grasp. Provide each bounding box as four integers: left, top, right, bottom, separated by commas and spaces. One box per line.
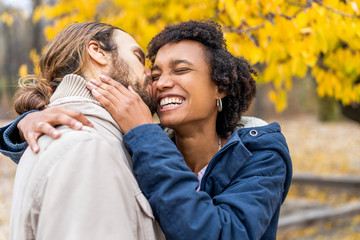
6, 22, 163, 239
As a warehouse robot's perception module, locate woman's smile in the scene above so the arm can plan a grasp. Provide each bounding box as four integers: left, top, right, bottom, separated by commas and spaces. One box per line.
158, 95, 186, 111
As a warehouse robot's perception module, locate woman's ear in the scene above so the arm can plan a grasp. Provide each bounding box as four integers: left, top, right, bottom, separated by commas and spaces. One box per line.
216, 87, 226, 99
87, 40, 108, 66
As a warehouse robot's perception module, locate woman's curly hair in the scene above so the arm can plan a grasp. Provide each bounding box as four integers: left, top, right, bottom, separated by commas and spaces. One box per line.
147, 20, 257, 138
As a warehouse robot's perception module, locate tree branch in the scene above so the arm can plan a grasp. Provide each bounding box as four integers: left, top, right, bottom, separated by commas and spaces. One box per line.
323, 5, 360, 18
223, 24, 264, 34
285, 0, 360, 18
313, 0, 360, 18
285, 0, 308, 8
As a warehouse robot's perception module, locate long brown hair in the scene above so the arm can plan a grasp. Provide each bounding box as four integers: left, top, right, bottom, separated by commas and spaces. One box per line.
14, 22, 120, 115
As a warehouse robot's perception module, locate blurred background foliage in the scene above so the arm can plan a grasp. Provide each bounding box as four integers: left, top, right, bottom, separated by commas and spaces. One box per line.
0, 0, 360, 120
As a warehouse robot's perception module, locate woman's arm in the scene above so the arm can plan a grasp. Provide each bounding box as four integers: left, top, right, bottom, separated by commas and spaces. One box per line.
16, 107, 93, 153
0, 107, 93, 163
0, 111, 35, 163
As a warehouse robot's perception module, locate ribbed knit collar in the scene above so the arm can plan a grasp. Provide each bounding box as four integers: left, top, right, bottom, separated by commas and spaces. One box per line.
48, 74, 124, 136
50, 74, 97, 104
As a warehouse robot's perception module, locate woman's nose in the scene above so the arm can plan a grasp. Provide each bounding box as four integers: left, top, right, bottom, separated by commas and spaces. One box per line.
155, 75, 174, 91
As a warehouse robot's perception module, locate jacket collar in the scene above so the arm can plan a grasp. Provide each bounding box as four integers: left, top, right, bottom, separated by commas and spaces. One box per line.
50, 74, 98, 103
48, 74, 123, 138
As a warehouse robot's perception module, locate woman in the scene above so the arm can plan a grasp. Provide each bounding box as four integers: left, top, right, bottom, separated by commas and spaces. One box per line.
1, 21, 292, 239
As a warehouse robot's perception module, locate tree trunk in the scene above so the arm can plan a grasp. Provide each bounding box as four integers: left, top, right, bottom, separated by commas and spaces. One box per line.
32, 0, 44, 53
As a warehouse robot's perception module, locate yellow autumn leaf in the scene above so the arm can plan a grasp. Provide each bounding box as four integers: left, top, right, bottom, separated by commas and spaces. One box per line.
29, 49, 41, 75
269, 89, 287, 112
350, 1, 359, 13
226, 0, 242, 26
218, 0, 226, 11
263, 62, 279, 83
1, 12, 14, 26
18, 64, 28, 78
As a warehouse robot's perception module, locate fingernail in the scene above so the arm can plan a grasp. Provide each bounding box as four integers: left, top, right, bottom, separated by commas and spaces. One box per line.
90, 79, 100, 85
99, 74, 107, 79
86, 82, 95, 89
128, 85, 135, 93
32, 145, 39, 153
52, 130, 60, 138
74, 122, 83, 129
92, 89, 100, 96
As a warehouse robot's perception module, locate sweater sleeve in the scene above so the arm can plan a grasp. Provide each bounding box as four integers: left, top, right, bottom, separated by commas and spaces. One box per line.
124, 123, 287, 240
0, 111, 36, 164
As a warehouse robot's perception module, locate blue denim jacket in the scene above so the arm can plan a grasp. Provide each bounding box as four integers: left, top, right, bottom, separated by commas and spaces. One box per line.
124, 123, 292, 240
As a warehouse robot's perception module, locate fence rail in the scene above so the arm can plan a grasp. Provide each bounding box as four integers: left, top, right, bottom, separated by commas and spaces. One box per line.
291, 174, 360, 189
279, 174, 360, 232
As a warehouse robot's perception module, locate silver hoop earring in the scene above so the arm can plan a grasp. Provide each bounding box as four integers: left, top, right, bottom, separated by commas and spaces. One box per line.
216, 97, 223, 112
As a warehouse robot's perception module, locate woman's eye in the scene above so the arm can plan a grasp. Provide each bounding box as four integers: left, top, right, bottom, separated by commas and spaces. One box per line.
174, 68, 190, 74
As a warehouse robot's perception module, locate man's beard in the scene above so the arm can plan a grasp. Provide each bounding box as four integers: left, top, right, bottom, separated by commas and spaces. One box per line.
107, 56, 156, 114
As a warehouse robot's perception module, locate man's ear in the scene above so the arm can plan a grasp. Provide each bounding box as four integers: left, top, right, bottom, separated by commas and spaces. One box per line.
87, 40, 108, 66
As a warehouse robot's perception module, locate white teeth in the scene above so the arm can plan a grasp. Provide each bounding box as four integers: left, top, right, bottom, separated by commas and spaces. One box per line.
160, 97, 185, 108
163, 103, 176, 109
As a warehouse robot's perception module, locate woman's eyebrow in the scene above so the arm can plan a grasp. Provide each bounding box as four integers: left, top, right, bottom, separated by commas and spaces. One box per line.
151, 65, 160, 72
170, 59, 194, 67
151, 59, 194, 72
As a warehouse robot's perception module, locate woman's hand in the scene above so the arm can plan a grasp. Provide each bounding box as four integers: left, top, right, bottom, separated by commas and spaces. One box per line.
18, 107, 94, 153
86, 75, 153, 133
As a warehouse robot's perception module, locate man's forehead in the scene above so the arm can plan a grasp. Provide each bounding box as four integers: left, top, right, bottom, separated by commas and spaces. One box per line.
115, 29, 142, 50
